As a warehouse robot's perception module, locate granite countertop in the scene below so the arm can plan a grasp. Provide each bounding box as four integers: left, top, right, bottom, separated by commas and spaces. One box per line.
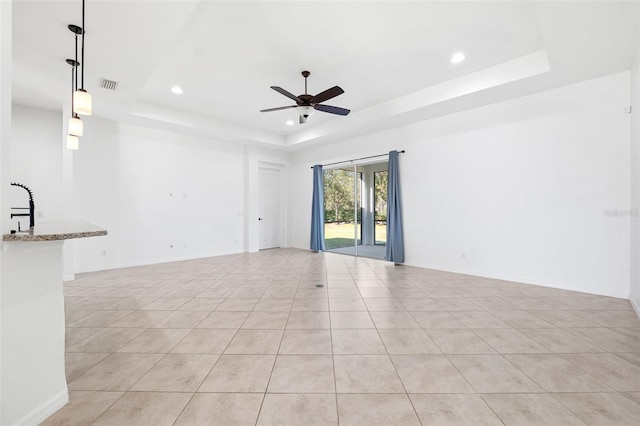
3, 220, 107, 241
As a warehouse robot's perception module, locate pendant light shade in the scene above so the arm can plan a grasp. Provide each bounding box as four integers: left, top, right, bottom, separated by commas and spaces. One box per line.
68, 115, 83, 136
66, 135, 79, 150
73, 89, 92, 116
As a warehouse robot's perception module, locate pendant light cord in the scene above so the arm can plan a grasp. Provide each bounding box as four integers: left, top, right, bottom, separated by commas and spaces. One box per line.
70, 65, 74, 117
81, 0, 85, 89
73, 33, 79, 117
74, 33, 79, 93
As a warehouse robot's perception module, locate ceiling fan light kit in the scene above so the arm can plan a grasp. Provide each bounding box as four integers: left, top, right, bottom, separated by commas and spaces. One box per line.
296, 105, 315, 118
261, 70, 350, 124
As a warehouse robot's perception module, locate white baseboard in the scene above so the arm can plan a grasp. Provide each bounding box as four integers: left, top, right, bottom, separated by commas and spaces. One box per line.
9, 389, 68, 426
403, 260, 629, 299
516, 279, 627, 299
73, 249, 245, 275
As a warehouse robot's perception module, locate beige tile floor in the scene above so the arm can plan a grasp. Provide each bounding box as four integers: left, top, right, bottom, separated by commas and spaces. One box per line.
43, 248, 640, 425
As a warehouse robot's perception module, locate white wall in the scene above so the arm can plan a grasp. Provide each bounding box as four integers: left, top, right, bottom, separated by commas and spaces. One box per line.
290, 71, 632, 299
9, 105, 63, 228
0, 0, 10, 235
0, 1, 10, 423
631, 36, 640, 314
72, 119, 248, 271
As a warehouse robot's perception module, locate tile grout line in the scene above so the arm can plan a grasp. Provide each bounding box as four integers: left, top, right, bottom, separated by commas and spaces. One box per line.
326, 256, 341, 425
368, 265, 424, 425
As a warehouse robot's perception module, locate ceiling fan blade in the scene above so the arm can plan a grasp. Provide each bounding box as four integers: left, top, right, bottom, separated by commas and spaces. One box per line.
260, 105, 297, 112
271, 86, 302, 103
310, 86, 344, 104
314, 104, 350, 116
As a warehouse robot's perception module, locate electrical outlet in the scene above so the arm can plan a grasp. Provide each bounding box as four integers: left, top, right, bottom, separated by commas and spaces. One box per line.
170, 244, 173, 249
100, 250, 107, 257
461, 252, 466, 259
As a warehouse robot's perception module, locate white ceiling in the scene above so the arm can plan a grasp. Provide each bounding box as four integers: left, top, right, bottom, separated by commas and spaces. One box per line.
11, 1, 640, 150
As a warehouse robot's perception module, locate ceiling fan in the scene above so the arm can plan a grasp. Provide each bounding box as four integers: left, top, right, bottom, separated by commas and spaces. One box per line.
260, 70, 350, 124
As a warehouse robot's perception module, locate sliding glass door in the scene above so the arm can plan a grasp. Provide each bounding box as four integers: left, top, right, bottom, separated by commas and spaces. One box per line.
323, 162, 387, 259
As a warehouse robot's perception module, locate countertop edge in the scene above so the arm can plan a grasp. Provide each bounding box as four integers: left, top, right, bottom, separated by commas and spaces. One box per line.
3, 230, 108, 242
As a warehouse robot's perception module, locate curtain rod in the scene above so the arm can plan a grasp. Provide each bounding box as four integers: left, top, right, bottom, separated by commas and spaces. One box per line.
310, 150, 405, 169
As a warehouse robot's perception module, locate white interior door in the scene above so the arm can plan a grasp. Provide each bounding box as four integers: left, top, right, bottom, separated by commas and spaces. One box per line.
258, 168, 280, 249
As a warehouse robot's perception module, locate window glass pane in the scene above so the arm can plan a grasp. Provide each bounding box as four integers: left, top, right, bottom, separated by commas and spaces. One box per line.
374, 170, 388, 245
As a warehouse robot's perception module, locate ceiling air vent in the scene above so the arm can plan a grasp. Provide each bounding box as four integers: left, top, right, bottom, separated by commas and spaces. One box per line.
99, 78, 118, 91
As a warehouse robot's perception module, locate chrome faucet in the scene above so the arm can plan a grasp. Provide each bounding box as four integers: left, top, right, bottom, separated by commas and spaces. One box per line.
10, 182, 35, 229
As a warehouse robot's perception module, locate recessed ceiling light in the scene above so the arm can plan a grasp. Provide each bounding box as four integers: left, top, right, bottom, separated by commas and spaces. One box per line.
171, 86, 183, 95
286, 120, 294, 126
451, 52, 466, 64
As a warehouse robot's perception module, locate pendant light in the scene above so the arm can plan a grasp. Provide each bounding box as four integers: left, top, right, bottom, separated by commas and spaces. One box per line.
66, 58, 81, 150
67, 25, 83, 138
68, 66, 83, 137
68, 117, 83, 137
73, 0, 91, 116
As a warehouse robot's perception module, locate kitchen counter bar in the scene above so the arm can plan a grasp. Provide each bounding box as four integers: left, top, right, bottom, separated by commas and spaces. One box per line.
1, 220, 107, 424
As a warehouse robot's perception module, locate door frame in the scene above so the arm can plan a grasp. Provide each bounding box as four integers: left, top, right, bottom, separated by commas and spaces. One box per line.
258, 167, 282, 250
246, 152, 287, 253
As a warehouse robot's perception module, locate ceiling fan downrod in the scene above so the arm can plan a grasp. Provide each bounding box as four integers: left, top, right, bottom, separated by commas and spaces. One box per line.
302, 70, 310, 95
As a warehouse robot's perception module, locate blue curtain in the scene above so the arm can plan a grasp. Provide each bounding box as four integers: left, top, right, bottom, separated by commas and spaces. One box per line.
310, 165, 325, 251
385, 150, 405, 263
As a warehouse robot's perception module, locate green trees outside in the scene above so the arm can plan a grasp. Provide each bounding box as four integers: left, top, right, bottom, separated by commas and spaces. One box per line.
323, 169, 388, 223
374, 170, 388, 221
323, 169, 359, 222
